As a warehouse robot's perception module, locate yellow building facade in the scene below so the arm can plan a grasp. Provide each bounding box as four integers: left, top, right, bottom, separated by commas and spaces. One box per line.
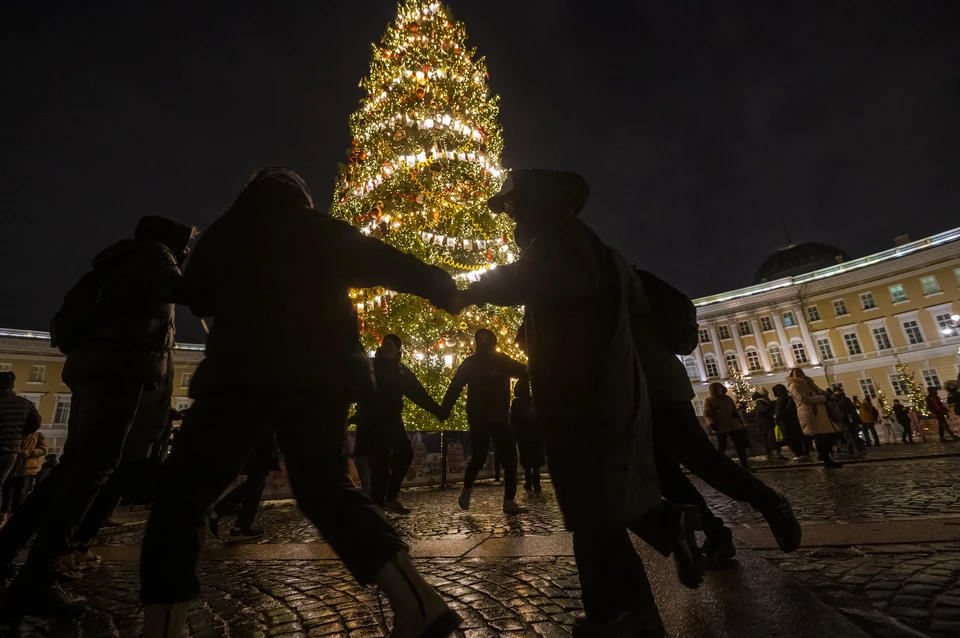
687, 227, 960, 413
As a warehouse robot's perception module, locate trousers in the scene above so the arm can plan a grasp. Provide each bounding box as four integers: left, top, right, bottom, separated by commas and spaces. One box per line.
716, 428, 750, 467
0, 476, 36, 515
71, 460, 139, 550
140, 392, 405, 603
861, 421, 881, 446
936, 415, 957, 440
463, 420, 518, 500
0, 377, 143, 588
370, 428, 414, 507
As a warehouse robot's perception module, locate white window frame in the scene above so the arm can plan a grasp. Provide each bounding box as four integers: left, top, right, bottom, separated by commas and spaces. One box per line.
889, 284, 908, 304
768, 344, 785, 368
922, 369, 941, 390
832, 299, 848, 317
52, 394, 71, 428
725, 352, 740, 372
782, 311, 797, 328
0, 363, 10, 373
746, 349, 762, 372
790, 341, 809, 365
897, 311, 925, 345
738, 321, 752, 337
890, 374, 908, 396
838, 326, 862, 356
698, 329, 711, 344
175, 397, 193, 412
29, 365, 46, 383
693, 399, 705, 417
860, 292, 877, 310
179, 372, 193, 389
718, 325, 731, 340
926, 303, 955, 336
805, 306, 821, 323
760, 316, 774, 332
859, 378, 878, 399
704, 356, 719, 378
20, 393, 43, 410
920, 275, 941, 296
815, 334, 834, 361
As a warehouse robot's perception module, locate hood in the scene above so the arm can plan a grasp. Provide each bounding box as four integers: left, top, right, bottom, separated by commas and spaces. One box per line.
772, 383, 787, 398
232, 167, 315, 213
92, 238, 172, 270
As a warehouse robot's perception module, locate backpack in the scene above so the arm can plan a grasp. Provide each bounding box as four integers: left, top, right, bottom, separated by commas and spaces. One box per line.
634, 269, 699, 355
49, 270, 108, 355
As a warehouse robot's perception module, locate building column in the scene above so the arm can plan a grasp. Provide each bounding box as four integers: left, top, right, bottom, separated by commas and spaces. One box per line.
729, 320, 748, 372
748, 314, 773, 372
793, 303, 820, 366
773, 312, 796, 369
707, 322, 728, 378
693, 345, 708, 382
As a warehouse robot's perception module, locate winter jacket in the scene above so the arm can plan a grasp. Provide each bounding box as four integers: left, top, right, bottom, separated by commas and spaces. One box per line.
754, 397, 776, 431
13, 431, 47, 477
892, 404, 911, 428
786, 377, 838, 436
465, 204, 661, 528
440, 352, 527, 424
0, 390, 42, 456
927, 394, 949, 418
947, 390, 960, 416
858, 402, 879, 424
122, 352, 176, 461
355, 350, 441, 455
704, 392, 743, 434
183, 175, 455, 397
61, 239, 184, 385
839, 395, 859, 426
610, 252, 695, 407
772, 385, 802, 431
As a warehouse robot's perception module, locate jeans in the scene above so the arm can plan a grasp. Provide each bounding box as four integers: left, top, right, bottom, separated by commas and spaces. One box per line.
715, 428, 751, 468
0, 377, 143, 589
861, 421, 880, 446
140, 392, 406, 603
900, 420, 914, 443
1, 475, 36, 515
652, 402, 781, 539
0, 454, 20, 514
463, 421, 518, 500
370, 429, 413, 507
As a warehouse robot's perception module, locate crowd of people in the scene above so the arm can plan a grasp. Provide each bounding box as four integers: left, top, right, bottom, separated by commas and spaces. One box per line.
30, 164, 960, 637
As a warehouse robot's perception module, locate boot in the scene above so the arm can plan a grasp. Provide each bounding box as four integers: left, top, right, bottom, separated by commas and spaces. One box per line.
503, 500, 529, 514
523, 468, 532, 491
820, 455, 843, 469
376, 552, 462, 638
143, 602, 189, 638
701, 526, 736, 568
457, 487, 471, 511
760, 492, 802, 553
532, 470, 542, 494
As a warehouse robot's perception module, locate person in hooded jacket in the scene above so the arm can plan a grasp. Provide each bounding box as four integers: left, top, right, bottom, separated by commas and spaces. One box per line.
0, 372, 42, 519
753, 390, 781, 460
772, 384, 808, 461
0, 216, 193, 620
704, 384, 753, 472
356, 334, 443, 515
138, 168, 462, 638
510, 377, 544, 493
892, 400, 914, 443
453, 169, 709, 638
927, 387, 959, 442
859, 396, 881, 446
786, 369, 843, 468
440, 329, 529, 514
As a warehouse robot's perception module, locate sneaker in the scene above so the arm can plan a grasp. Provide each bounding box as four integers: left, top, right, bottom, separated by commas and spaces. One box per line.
383, 499, 411, 515
227, 527, 265, 542
208, 513, 221, 540
58, 555, 83, 582
701, 527, 737, 568
761, 493, 802, 553
458, 487, 471, 511
72, 550, 101, 571
503, 500, 529, 514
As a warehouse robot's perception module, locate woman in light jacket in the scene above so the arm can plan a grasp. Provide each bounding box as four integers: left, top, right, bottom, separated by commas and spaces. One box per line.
704, 382, 753, 472
785, 369, 842, 469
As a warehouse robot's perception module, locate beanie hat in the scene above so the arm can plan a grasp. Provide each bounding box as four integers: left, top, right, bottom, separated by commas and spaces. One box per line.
0, 371, 14, 391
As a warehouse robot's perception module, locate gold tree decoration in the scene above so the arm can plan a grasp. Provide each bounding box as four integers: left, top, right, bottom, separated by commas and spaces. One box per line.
728, 365, 756, 405
896, 362, 930, 417
330, 0, 523, 430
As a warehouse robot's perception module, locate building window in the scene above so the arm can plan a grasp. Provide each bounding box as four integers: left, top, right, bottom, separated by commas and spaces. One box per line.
699, 329, 711, 344
816, 337, 834, 361
791, 343, 808, 365
20, 393, 42, 410
902, 320, 924, 345
718, 325, 731, 340
921, 276, 941, 296
725, 354, 739, 372
889, 284, 908, 304
833, 299, 848, 316
175, 397, 193, 412
806, 306, 821, 322
180, 372, 193, 388
871, 326, 892, 351
782, 311, 797, 328
955, 268, 960, 286
746, 350, 762, 372
53, 396, 71, 427
768, 346, 785, 368
29, 366, 45, 383
684, 358, 699, 380
693, 399, 705, 417
860, 292, 876, 310
738, 321, 752, 337
756, 316, 771, 332
890, 375, 908, 396
0, 363, 10, 373
935, 313, 954, 333
922, 369, 941, 390
704, 356, 719, 378
843, 332, 862, 355
859, 378, 878, 399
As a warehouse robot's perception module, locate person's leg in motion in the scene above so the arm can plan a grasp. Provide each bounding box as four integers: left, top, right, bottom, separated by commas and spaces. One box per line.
459, 425, 490, 511
384, 432, 414, 515
69, 462, 137, 569
229, 466, 268, 540
716, 432, 728, 454
814, 434, 842, 469
489, 422, 525, 513
731, 429, 753, 471
277, 394, 460, 638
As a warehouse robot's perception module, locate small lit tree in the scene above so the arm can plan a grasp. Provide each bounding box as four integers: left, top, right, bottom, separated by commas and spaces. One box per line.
895, 363, 930, 416
728, 365, 756, 405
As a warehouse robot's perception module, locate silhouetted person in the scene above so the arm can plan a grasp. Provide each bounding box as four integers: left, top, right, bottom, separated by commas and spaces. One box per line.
893, 400, 914, 443
510, 379, 544, 493
0, 372, 42, 518
208, 431, 277, 541
927, 387, 959, 442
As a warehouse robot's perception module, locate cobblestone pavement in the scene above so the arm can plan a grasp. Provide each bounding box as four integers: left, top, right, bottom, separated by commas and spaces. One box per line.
16, 558, 584, 637
92, 453, 960, 547
762, 542, 960, 638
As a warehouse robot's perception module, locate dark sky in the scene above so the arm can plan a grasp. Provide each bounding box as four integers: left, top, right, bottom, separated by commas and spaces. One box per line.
3, 0, 959, 343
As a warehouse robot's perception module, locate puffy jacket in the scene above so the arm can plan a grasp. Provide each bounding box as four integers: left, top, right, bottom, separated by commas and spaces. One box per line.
754, 397, 775, 430
704, 391, 743, 434
440, 352, 527, 424
61, 239, 184, 385
787, 376, 839, 436
858, 402, 879, 424
927, 394, 949, 417
0, 390, 42, 455
13, 431, 47, 477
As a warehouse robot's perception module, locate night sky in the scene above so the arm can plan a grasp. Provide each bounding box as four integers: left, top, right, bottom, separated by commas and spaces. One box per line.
3, 1, 959, 343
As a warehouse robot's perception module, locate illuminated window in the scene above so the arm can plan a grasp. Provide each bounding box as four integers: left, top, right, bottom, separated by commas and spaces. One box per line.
693, 399, 705, 416
746, 350, 762, 371
684, 358, 699, 380
0, 363, 10, 373
806, 306, 821, 322
889, 285, 908, 304
782, 311, 796, 327
921, 276, 941, 295
704, 356, 719, 378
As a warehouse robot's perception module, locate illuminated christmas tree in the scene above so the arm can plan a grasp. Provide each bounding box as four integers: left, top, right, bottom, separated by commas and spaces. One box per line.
331, 0, 523, 430
728, 365, 755, 405
895, 362, 930, 416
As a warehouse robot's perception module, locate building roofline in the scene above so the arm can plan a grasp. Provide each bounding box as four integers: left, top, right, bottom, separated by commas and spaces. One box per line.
0, 328, 205, 352
694, 226, 960, 308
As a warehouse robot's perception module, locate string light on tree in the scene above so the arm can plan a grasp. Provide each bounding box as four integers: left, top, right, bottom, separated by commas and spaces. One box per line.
331, 0, 523, 431
895, 362, 930, 417
727, 365, 756, 405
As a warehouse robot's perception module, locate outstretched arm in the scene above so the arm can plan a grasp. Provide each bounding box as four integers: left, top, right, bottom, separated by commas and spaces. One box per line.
438, 361, 470, 421
401, 368, 443, 419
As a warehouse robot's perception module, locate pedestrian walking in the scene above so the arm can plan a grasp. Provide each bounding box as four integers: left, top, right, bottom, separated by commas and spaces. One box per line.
0, 216, 194, 620
138, 168, 462, 638
878, 404, 897, 444
705, 384, 754, 472
510, 378, 544, 493
786, 369, 843, 469
773, 384, 809, 461
753, 390, 782, 460
926, 387, 959, 443
208, 431, 277, 541
892, 400, 914, 443
836, 388, 866, 454
356, 334, 443, 515
0, 431, 47, 523
0, 372, 42, 520
859, 396, 881, 446
946, 383, 960, 417
455, 168, 708, 637
440, 329, 528, 514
